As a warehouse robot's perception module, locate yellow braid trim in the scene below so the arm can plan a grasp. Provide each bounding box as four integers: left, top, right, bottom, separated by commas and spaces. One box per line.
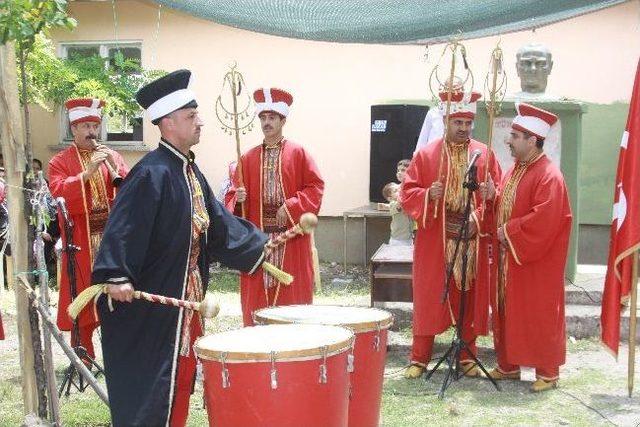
262, 261, 294, 285
67, 284, 106, 320
312, 237, 322, 291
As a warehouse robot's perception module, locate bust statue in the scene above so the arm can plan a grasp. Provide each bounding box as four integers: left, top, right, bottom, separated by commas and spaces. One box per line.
516, 43, 553, 94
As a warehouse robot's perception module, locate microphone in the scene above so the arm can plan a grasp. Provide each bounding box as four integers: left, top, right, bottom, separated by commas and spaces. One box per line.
465, 149, 482, 176
56, 197, 70, 224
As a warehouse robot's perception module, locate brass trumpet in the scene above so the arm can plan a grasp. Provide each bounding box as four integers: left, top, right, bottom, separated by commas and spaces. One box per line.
104, 159, 123, 187
92, 141, 123, 187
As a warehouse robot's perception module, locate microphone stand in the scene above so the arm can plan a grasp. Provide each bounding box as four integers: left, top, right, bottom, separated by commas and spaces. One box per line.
424, 163, 500, 398
58, 200, 104, 397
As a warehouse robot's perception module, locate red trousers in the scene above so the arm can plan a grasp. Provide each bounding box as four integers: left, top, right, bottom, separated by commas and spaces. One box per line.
71, 323, 97, 360
493, 315, 559, 380
169, 317, 203, 427
411, 284, 477, 365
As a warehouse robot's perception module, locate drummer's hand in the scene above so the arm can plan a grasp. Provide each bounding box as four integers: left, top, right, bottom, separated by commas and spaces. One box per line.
106, 283, 135, 303
236, 187, 247, 203
276, 205, 288, 227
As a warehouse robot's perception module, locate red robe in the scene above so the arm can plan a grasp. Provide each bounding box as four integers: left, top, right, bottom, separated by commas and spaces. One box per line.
493, 154, 572, 368
49, 145, 129, 330
400, 138, 501, 336
226, 140, 324, 325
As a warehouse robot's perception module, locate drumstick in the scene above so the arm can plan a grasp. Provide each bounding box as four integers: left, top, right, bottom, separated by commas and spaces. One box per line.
132, 290, 220, 318
68, 285, 220, 320
434, 44, 459, 219
265, 213, 318, 251
264, 213, 318, 307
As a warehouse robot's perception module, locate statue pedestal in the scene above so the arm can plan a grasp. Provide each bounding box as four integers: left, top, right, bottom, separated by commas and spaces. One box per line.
474, 99, 587, 281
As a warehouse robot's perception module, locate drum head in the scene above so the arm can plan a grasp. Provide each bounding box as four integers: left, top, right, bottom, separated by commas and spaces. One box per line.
194, 324, 354, 362
254, 305, 394, 333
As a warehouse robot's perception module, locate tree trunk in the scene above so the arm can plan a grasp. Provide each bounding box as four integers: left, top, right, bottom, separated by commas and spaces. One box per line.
35, 173, 61, 425
17, 45, 48, 420
18, 48, 32, 168
0, 41, 39, 416
28, 294, 48, 419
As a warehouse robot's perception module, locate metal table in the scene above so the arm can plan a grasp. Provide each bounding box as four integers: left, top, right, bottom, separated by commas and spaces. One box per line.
342, 203, 391, 268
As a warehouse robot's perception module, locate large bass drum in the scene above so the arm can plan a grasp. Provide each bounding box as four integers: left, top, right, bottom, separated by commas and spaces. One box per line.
195, 324, 354, 427
254, 305, 394, 427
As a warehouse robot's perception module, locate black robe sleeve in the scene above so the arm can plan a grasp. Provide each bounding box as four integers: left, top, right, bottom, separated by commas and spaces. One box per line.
204, 176, 267, 273
92, 166, 161, 286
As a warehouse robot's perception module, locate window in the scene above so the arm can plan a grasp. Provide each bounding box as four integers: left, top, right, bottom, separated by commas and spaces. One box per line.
59, 41, 143, 144
108, 46, 141, 74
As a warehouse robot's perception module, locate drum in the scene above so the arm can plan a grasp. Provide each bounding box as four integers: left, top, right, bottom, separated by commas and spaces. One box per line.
254, 305, 394, 427
194, 324, 354, 427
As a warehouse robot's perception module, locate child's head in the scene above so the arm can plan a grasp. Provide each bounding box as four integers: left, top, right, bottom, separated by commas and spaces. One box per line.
396, 159, 411, 182
382, 182, 400, 202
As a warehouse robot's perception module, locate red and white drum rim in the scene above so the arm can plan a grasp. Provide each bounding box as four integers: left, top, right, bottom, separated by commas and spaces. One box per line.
194, 324, 354, 362
254, 305, 394, 333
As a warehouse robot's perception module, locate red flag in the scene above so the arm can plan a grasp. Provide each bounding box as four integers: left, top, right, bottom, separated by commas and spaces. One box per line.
601, 59, 640, 356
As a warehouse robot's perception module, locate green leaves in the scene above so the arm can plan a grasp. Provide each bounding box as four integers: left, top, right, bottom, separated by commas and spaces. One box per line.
19, 35, 166, 119
1, 0, 164, 120
0, 0, 77, 50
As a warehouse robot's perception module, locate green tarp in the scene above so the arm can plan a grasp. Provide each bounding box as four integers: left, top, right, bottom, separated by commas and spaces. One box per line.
155, 0, 627, 44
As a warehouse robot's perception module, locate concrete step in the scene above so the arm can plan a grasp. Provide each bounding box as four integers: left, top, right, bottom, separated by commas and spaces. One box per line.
566, 303, 640, 341
376, 302, 640, 341
565, 275, 603, 306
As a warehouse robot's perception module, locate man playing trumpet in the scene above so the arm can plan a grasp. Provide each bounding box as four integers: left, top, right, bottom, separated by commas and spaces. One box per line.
49, 97, 129, 361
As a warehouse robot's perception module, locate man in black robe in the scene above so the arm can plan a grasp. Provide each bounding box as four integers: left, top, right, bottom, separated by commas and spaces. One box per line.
92, 69, 268, 426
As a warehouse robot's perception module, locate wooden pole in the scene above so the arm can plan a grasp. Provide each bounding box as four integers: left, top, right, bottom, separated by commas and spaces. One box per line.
6, 255, 13, 290
230, 68, 246, 217
231, 70, 244, 188
0, 41, 39, 416
628, 251, 638, 398
481, 47, 501, 220
35, 173, 60, 425
434, 43, 458, 219
18, 277, 109, 405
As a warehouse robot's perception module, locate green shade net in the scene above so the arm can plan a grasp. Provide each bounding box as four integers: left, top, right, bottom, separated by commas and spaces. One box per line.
154, 0, 627, 44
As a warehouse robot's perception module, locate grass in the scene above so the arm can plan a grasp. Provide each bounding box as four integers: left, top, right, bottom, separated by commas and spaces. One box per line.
0, 265, 638, 426
0, 375, 23, 427
382, 352, 618, 426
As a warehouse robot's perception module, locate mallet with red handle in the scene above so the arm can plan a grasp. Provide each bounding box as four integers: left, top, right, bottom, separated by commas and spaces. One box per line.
261, 212, 318, 283
67, 215, 319, 318
262, 213, 318, 306
265, 212, 318, 252
68, 286, 220, 320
